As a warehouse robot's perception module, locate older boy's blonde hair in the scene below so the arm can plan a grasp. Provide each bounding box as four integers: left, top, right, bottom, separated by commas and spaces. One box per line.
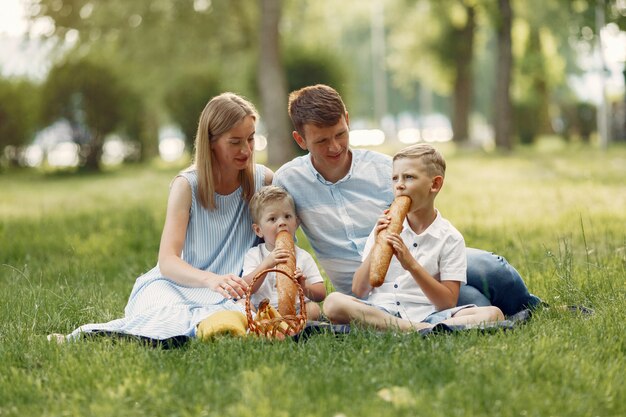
249, 185, 296, 224
189, 92, 258, 210
393, 143, 446, 178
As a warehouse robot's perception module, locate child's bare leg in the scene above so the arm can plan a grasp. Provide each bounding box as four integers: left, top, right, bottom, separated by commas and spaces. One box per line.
305, 301, 321, 321
441, 306, 504, 327
323, 292, 431, 331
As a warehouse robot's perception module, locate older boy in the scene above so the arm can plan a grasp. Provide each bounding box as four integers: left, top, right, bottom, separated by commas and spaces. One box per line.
323, 144, 504, 330
273, 84, 540, 316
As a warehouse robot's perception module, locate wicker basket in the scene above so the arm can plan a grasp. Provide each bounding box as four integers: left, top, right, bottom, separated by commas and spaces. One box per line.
245, 268, 307, 339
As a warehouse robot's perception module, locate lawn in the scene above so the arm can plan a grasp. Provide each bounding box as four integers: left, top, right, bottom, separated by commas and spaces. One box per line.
1, 144, 625, 417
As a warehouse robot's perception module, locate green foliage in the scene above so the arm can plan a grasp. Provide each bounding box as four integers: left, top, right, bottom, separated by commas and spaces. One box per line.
0, 77, 41, 161
387, 0, 456, 96
558, 101, 597, 142
1, 147, 626, 416
565, 0, 626, 39
281, 45, 347, 156
283, 46, 346, 93
165, 70, 223, 149
32, 0, 259, 127
41, 58, 124, 136
40, 57, 142, 169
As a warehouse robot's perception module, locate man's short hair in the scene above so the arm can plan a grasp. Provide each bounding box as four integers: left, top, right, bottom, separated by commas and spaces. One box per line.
288, 84, 347, 137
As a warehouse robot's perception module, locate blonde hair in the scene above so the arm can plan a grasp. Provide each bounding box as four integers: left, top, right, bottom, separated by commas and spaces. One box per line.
393, 143, 446, 178
190, 92, 258, 210
249, 186, 296, 224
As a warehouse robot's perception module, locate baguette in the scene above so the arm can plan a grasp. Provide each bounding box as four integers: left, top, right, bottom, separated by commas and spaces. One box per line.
369, 195, 412, 287
275, 230, 298, 316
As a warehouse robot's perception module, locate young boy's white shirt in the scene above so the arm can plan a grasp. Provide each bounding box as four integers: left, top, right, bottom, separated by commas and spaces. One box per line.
242, 243, 324, 310
364, 209, 467, 322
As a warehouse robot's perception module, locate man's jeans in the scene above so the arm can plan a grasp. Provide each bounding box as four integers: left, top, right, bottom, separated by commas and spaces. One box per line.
458, 248, 542, 316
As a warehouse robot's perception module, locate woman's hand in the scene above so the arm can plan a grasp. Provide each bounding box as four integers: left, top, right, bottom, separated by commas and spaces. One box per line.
208, 274, 249, 300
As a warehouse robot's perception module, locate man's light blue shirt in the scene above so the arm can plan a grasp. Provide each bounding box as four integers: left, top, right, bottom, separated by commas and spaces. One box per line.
273, 149, 393, 294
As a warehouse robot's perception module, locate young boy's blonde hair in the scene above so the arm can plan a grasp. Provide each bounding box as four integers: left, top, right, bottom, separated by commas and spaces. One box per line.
393, 143, 446, 178
249, 185, 296, 224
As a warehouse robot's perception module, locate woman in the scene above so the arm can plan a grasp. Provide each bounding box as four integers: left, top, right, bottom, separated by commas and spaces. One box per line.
51, 92, 272, 342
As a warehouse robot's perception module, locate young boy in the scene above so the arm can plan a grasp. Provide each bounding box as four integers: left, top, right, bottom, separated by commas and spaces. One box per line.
243, 185, 326, 320
323, 144, 504, 331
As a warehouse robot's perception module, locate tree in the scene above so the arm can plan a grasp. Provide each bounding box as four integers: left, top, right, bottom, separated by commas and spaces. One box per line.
41, 58, 129, 170
283, 47, 346, 93
449, 1, 476, 144
508, 0, 626, 145
387, 0, 484, 144
165, 71, 223, 150
494, 0, 513, 150
0, 77, 41, 166
257, 0, 292, 167
30, 0, 260, 160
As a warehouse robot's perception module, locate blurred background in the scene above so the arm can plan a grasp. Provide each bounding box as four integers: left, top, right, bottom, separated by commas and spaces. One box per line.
1, 0, 625, 172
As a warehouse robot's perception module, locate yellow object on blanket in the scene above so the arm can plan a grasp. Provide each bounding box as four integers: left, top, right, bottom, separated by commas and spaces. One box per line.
196, 310, 248, 340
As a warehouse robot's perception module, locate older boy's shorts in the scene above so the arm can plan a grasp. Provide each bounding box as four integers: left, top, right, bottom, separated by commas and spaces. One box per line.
421, 304, 476, 324
365, 300, 476, 325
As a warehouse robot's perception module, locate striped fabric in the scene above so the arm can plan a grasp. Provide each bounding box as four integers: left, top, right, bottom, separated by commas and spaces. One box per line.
68, 164, 266, 340
273, 149, 394, 294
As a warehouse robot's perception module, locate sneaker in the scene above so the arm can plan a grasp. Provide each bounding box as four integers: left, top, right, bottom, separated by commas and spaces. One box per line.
47, 333, 66, 344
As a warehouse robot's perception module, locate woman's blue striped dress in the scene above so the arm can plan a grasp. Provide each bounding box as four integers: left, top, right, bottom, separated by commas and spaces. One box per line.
68, 165, 266, 340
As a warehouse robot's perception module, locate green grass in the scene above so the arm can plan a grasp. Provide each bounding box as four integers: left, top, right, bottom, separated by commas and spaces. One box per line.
1, 146, 625, 416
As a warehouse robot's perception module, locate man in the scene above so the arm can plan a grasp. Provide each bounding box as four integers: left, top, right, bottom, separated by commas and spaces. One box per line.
273, 84, 540, 316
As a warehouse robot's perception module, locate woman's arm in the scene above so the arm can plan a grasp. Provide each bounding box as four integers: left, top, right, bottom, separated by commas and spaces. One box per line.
157, 176, 247, 299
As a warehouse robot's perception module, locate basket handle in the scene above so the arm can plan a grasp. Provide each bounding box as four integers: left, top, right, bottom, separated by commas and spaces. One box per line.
244, 268, 308, 328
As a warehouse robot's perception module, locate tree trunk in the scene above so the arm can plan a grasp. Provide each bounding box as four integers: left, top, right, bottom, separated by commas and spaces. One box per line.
258, 0, 292, 168
83, 131, 103, 171
452, 3, 475, 145
138, 109, 159, 163
494, 0, 513, 151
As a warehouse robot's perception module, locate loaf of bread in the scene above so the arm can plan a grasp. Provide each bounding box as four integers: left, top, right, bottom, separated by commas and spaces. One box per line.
369, 195, 412, 287
275, 230, 298, 316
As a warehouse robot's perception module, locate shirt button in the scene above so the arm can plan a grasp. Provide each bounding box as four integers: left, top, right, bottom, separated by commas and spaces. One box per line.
413, 243, 418, 247
394, 284, 398, 288
396, 301, 400, 306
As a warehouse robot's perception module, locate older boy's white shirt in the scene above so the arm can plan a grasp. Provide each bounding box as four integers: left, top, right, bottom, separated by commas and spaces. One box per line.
242, 243, 324, 309
364, 210, 467, 322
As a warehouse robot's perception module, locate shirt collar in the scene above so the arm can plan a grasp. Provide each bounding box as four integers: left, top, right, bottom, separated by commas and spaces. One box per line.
401, 209, 444, 240
259, 243, 270, 258
305, 150, 356, 185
